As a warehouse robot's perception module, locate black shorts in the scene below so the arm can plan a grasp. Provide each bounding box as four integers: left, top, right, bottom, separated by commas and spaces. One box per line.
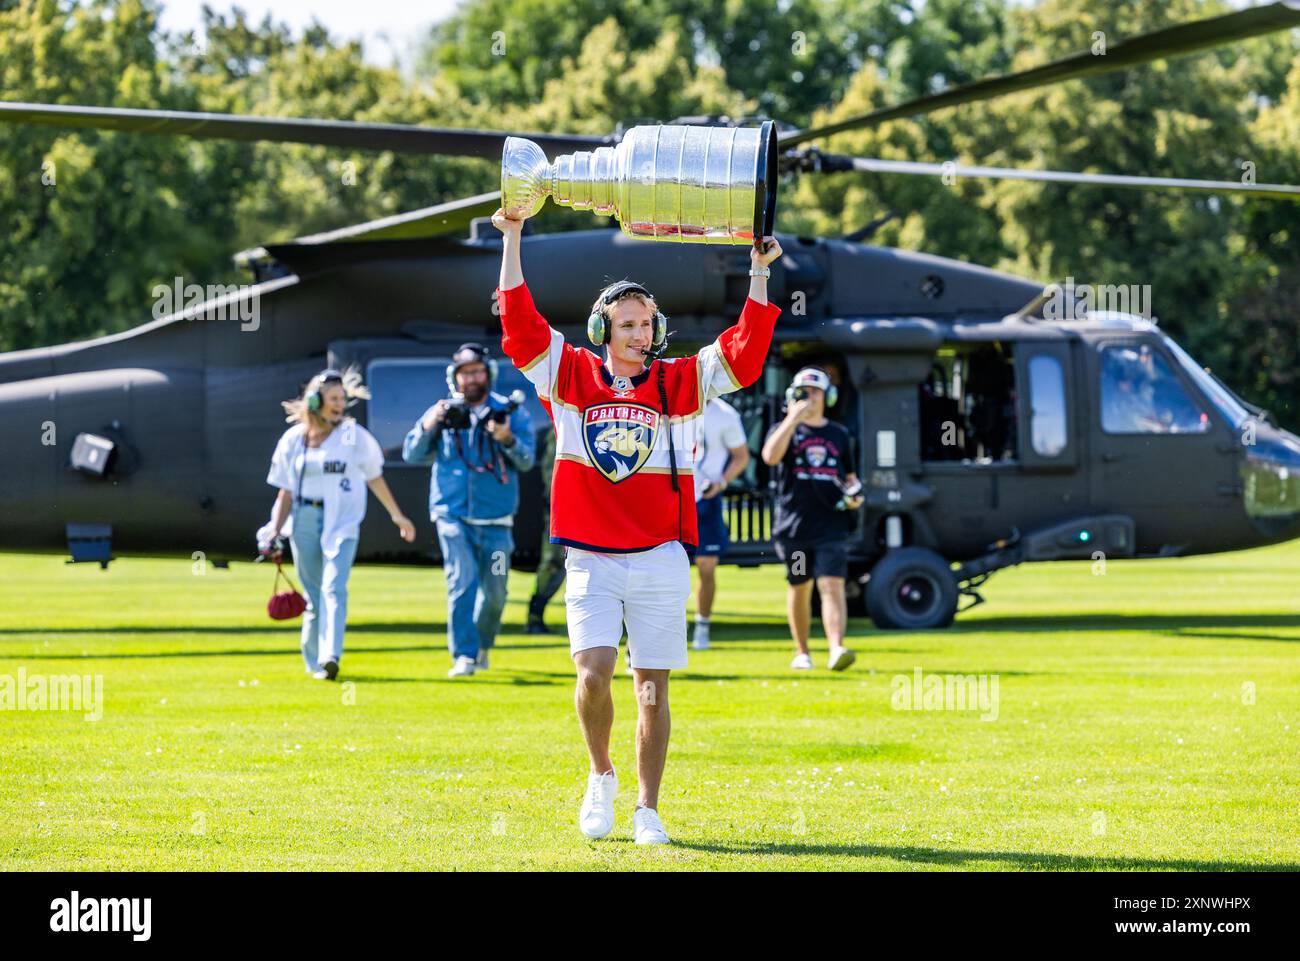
774, 537, 849, 585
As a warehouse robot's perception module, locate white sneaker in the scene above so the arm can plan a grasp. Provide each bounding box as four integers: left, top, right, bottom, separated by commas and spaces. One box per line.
790, 652, 813, 670
633, 806, 670, 844
447, 655, 476, 677
579, 770, 618, 839
475, 649, 489, 671
828, 646, 857, 672
692, 625, 711, 651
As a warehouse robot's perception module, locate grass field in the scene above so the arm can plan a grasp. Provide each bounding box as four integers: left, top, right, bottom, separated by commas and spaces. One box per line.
2, 540, 1298, 872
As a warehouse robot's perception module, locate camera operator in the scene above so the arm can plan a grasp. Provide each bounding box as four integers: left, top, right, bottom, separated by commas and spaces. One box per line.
403, 343, 534, 677
761, 366, 864, 673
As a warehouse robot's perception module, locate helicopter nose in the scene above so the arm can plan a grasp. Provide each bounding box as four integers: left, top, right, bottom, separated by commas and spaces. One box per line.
1241, 427, 1300, 537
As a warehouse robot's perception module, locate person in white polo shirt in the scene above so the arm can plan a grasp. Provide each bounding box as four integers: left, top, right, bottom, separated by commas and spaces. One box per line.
260, 367, 416, 681
690, 396, 750, 650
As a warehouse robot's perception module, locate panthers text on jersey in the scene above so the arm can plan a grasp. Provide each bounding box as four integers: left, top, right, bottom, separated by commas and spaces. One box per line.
498, 279, 781, 552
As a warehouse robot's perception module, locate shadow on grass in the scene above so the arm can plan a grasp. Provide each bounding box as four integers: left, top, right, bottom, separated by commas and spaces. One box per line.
344, 674, 565, 687
699, 642, 933, 655
953, 613, 1300, 640
668, 839, 1300, 871
701, 624, 877, 644
675, 669, 1056, 681
0, 622, 450, 637
6, 644, 440, 661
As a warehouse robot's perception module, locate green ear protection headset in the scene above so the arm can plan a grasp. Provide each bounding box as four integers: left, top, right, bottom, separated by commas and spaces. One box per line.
785, 366, 838, 408
445, 343, 499, 392
306, 369, 345, 412
587, 281, 667, 350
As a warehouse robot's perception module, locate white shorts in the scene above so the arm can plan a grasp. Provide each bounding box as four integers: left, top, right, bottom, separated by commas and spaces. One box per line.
564, 540, 691, 670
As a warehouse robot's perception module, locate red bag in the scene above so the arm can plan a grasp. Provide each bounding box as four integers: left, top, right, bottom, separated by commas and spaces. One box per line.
268, 563, 307, 620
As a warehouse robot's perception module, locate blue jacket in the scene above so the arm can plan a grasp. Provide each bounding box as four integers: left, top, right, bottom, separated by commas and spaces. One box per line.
402, 392, 535, 522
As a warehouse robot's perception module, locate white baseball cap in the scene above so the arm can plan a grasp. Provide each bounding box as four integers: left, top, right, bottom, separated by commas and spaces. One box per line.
791, 367, 832, 392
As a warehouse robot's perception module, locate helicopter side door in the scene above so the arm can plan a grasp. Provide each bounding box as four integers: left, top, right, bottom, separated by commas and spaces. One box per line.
1086, 335, 1237, 554
914, 340, 1023, 560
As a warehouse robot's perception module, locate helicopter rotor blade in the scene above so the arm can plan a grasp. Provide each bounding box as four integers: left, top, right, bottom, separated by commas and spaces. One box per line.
0, 101, 613, 158
827, 155, 1300, 200
233, 191, 505, 269
291, 191, 504, 244
781, 1, 1300, 149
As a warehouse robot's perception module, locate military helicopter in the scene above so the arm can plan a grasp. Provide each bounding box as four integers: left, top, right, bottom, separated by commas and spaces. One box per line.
2, 2, 1300, 629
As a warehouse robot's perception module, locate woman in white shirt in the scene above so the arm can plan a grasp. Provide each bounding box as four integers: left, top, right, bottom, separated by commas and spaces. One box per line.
262, 368, 415, 680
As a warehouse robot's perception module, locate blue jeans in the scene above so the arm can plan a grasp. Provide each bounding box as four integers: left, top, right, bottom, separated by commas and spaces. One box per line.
290, 504, 358, 672
435, 517, 514, 661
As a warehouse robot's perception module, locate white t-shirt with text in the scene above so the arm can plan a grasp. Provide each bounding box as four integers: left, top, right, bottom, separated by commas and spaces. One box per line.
267, 418, 385, 557
693, 397, 747, 501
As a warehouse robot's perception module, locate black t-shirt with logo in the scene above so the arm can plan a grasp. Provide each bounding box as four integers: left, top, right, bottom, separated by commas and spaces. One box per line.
766, 419, 857, 541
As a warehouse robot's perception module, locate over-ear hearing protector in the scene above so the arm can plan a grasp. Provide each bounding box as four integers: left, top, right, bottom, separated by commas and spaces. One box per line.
587, 281, 667, 349
445, 343, 498, 392
307, 369, 344, 412
785, 367, 838, 408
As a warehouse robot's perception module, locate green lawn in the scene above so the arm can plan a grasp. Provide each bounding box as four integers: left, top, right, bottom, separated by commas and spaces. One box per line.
1, 540, 1297, 871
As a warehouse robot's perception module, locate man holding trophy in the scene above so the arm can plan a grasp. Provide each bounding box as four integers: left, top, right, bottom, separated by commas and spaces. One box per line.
493, 121, 784, 844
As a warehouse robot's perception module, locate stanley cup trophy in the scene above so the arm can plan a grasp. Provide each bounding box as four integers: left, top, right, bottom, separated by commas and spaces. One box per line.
501, 121, 778, 246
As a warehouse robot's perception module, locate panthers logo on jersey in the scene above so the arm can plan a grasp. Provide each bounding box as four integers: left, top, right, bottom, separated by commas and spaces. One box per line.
583, 402, 660, 483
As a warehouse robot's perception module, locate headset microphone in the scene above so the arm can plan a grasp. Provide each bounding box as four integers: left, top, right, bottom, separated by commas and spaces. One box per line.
639, 330, 675, 362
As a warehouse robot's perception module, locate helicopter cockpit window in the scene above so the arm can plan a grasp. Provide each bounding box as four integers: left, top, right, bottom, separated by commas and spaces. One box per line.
921, 343, 1018, 464
1027, 355, 1067, 457
1161, 334, 1249, 429
1100, 344, 1209, 435
366, 357, 545, 462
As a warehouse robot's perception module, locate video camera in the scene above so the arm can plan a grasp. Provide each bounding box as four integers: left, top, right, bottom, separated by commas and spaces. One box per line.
443, 394, 473, 430
443, 389, 527, 431
488, 389, 527, 426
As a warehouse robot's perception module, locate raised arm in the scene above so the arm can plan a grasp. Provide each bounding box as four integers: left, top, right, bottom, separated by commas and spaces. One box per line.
492, 208, 567, 406
696, 236, 785, 402
497, 209, 524, 291
746, 235, 781, 305
762, 399, 812, 465
402, 405, 441, 463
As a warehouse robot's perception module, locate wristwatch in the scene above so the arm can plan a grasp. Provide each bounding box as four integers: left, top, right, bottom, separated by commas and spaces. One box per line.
749, 266, 771, 278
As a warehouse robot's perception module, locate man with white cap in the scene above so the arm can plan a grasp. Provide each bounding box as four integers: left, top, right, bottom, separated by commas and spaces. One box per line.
761, 366, 864, 671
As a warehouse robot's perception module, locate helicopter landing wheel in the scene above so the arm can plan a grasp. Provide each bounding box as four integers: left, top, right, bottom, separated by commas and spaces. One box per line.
865, 547, 958, 630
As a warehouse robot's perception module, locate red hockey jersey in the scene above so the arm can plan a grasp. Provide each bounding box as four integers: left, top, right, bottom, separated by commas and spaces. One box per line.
498, 279, 781, 552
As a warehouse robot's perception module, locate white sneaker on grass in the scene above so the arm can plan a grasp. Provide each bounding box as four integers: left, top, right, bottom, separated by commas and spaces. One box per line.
692, 625, 711, 651
448, 656, 476, 677
475, 649, 489, 671
579, 770, 618, 839
828, 646, 857, 672
790, 652, 813, 670
633, 806, 670, 844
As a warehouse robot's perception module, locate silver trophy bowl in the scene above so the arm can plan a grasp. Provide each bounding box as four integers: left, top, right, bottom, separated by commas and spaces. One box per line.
501, 121, 778, 245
